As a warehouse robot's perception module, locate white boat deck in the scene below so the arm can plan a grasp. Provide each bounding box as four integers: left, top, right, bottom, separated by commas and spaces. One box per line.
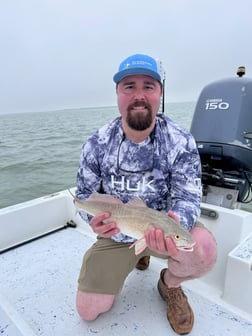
0, 191, 252, 335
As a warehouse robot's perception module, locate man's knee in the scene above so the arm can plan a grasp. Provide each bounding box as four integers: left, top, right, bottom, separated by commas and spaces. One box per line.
76, 290, 116, 321
191, 226, 217, 268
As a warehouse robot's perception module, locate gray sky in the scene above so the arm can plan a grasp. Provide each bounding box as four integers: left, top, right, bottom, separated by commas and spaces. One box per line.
0, 0, 252, 114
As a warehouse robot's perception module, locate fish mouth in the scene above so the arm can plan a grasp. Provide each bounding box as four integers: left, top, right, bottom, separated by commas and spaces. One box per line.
177, 243, 196, 252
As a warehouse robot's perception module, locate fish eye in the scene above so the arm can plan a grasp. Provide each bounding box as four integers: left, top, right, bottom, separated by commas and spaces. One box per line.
174, 234, 180, 240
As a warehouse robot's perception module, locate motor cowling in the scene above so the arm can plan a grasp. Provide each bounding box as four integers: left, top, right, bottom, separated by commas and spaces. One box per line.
190, 67, 252, 205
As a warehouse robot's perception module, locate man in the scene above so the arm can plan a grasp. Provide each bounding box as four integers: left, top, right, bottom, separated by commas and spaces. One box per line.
75, 53, 217, 335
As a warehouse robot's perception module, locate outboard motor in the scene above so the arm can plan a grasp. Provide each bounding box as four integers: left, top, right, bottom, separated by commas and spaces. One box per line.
190, 67, 252, 208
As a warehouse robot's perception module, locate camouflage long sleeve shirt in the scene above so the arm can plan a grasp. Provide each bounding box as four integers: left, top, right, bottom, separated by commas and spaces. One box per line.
76, 114, 202, 243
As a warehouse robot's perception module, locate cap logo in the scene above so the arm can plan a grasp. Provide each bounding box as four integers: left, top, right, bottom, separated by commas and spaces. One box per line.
124, 60, 155, 69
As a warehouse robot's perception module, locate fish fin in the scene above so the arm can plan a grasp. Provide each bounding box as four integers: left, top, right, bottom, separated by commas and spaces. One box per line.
87, 193, 123, 205
126, 197, 147, 208
68, 190, 122, 206
129, 237, 147, 255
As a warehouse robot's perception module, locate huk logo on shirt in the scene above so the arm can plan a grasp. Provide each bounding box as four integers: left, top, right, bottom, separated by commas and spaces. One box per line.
110, 175, 156, 192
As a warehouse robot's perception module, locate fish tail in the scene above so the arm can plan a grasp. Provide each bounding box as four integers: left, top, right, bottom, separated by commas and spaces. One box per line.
68, 189, 79, 215
68, 189, 77, 200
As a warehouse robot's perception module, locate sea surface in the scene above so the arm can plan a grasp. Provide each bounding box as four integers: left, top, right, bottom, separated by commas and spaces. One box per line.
0, 102, 195, 208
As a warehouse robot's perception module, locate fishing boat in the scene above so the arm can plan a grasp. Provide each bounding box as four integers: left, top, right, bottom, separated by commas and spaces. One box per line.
1, 69, 252, 335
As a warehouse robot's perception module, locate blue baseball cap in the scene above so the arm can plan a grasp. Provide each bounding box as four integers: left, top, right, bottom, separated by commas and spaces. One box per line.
113, 53, 162, 84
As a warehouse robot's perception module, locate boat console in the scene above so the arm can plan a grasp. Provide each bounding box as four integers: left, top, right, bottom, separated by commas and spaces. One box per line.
190, 67, 252, 209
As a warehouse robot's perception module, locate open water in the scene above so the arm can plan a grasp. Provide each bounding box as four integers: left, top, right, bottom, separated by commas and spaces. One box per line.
0, 102, 195, 209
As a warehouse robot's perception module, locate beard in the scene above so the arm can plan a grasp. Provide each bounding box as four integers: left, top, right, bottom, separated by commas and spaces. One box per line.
126, 101, 153, 131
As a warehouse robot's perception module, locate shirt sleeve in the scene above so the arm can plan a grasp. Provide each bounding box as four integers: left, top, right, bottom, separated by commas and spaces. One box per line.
169, 135, 202, 231
75, 134, 103, 222
76, 134, 103, 196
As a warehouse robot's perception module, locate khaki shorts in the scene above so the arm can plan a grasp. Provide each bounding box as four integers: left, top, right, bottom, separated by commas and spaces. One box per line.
77, 236, 166, 294
77, 222, 206, 295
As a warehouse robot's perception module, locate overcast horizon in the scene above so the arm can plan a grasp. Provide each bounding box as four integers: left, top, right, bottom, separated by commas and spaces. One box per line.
1, 0, 252, 115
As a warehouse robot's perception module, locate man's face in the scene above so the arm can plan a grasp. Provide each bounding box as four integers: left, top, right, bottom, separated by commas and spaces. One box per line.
116, 75, 162, 131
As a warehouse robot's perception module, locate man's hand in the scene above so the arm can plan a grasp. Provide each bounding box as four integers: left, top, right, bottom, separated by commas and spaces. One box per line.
145, 228, 178, 256
144, 210, 180, 257
90, 212, 120, 238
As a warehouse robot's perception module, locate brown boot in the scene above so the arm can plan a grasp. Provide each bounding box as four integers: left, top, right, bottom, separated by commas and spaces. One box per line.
135, 256, 150, 270
157, 269, 194, 335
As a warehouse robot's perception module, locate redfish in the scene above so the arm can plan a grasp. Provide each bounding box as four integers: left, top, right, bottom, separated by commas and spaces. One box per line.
72, 192, 195, 255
